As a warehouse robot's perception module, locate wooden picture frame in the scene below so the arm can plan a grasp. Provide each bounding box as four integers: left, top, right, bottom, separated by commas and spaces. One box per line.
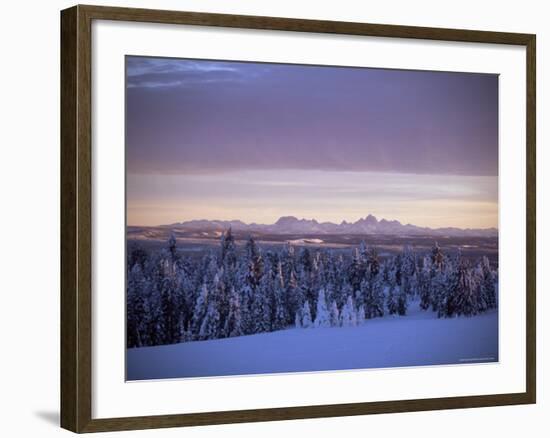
61, 4, 536, 433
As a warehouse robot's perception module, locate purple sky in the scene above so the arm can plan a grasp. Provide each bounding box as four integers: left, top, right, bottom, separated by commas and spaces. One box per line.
126, 56, 498, 228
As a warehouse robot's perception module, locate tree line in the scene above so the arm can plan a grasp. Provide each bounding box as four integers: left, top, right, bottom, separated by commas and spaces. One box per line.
127, 229, 498, 348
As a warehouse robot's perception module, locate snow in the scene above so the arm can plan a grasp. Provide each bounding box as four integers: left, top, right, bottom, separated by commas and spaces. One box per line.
127, 301, 498, 380
288, 238, 324, 245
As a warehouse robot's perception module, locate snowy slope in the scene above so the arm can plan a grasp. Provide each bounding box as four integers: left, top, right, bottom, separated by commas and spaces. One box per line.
127, 302, 498, 380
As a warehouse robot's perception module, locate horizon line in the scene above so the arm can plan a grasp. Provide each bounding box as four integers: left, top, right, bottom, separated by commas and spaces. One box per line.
127, 214, 499, 231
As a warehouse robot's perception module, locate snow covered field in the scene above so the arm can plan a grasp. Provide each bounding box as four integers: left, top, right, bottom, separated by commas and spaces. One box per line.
127, 301, 498, 380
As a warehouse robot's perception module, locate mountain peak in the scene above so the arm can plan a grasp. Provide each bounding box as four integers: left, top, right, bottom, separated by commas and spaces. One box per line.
169, 215, 497, 237
275, 216, 299, 225
364, 214, 378, 224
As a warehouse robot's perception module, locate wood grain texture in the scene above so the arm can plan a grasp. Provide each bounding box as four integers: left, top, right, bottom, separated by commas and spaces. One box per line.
79, 4, 534, 44
525, 34, 536, 404
61, 5, 94, 432
60, 5, 78, 432
60, 4, 536, 433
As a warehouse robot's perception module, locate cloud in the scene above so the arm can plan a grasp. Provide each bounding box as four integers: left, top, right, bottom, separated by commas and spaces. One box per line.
126, 170, 498, 228
126, 56, 267, 89
126, 58, 498, 177
125, 57, 499, 228
127, 169, 497, 207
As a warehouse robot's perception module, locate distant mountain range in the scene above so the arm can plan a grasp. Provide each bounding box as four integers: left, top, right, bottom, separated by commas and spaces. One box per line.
165, 215, 498, 238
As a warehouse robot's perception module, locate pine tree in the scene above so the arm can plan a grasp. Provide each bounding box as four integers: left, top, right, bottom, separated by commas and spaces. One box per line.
401, 245, 417, 296
386, 283, 398, 315
314, 289, 331, 328
451, 257, 478, 316
281, 242, 296, 285
238, 237, 265, 335
431, 267, 448, 315
199, 301, 220, 340
191, 283, 209, 338
437, 258, 459, 318
301, 301, 313, 328
478, 256, 497, 310
431, 242, 444, 271
311, 256, 327, 306
361, 275, 384, 319
127, 263, 147, 347
224, 286, 243, 338
349, 247, 367, 293
386, 267, 400, 315
285, 269, 301, 326
329, 301, 340, 327
264, 250, 281, 280
159, 258, 182, 344
178, 268, 196, 331
272, 262, 288, 330
144, 270, 164, 346
357, 305, 366, 325
239, 283, 255, 335
168, 231, 178, 261
295, 310, 302, 328
328, 253, 346, 301
127, 233, 500, 346
366, 246, 380, 278
340, 296, 357, 327
323, 281, 336, 309
245, 236, 264, 288
251, 274, 272, 333
341, 282, 354, 306
360, 278, 370, 317
298, 247, 313, 275
297, 248, 315, 316
419, 256, 432, 310
127, 244, 148, 272
220, 227, 237, 268
397, 283, 408, 316
211, 269, 229, 334
203, 253, 219, 286
178, 316, 193, 343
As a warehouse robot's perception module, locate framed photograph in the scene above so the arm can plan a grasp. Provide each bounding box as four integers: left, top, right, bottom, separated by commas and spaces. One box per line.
60, 4, 536, 433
